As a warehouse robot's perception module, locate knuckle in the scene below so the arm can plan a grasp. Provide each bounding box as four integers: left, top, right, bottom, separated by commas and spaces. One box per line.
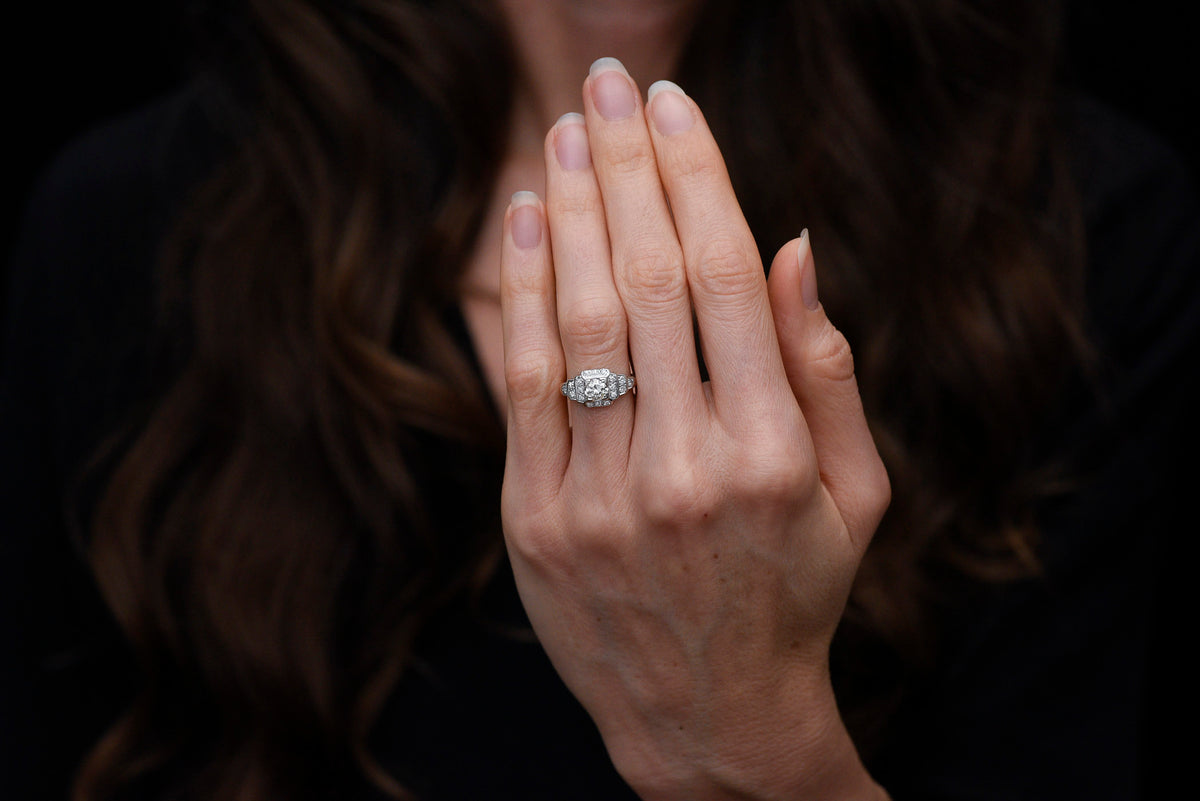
808, 325, 857, 384
601, 142, 656, 177
549, 191, 604, 220
865, 457, 892, 523
691, 238, 760, 298
734, 447, 814, 508
618, 245, 688, 306
569, 504, 630, 560
558, 296, 627, 355
504, 350, 559, 401
840, 455, 892, 548
510, 521, 570, 572
501, 493, 566, 567
639, 463, 714, 528
501, 259, 548, 298
669, 147, 723, 181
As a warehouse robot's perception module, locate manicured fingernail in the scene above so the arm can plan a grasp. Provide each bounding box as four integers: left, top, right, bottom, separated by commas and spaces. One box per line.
554, 113, 591, 171
798, 228, 819, 310
647, 81, 694, 136
589, 57, 637, 121
511, 192, 542, 250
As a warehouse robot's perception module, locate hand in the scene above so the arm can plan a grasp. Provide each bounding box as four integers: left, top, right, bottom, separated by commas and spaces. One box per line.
498, 58, 891, 801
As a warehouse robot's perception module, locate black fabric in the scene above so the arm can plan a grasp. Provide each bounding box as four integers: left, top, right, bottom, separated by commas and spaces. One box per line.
2, 87, 1197, 800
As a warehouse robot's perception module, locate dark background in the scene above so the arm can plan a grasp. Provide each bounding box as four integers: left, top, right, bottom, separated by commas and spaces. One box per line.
4, 2, 1199, 260
1, 1, 1195, 796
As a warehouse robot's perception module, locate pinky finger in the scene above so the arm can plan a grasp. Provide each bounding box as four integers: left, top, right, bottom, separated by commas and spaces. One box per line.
500, 192, 570, 502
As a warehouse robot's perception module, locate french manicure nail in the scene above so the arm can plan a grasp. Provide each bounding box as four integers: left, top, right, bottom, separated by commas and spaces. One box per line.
798, 228, 820, 310
647, 80, 694, 136
511, 192, 542, 250
589, 57, 637, 121
554, 113, 591, 171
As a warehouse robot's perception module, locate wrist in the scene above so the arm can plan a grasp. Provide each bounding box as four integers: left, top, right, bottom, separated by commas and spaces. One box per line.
614, 667, 884, 801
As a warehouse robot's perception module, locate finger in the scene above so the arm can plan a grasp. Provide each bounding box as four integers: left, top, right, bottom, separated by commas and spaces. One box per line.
645, 80, 793, 427
583, 58, 706, 429
500, 192, 570, 501
545, 113, 633, 469
767, 232, 891, 551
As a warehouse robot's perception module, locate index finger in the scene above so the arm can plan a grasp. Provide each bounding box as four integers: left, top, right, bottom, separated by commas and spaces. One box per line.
644, 80, 793, 425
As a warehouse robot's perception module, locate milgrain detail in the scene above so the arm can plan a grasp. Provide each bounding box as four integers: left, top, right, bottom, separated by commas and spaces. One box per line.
561, 368, 636, 407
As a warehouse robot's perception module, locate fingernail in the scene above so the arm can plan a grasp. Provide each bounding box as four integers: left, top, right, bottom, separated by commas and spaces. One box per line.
511, 192, 542, 250
554, 113, 591, 171
589, 57, 637, 121
647, 81, 694, 136
798, 228, 819, 310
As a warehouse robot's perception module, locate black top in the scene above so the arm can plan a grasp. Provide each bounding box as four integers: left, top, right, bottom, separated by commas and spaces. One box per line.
2, 85, 1197, 800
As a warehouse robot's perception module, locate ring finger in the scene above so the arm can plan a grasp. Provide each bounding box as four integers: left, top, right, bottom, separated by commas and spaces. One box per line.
546, 111, 634, 469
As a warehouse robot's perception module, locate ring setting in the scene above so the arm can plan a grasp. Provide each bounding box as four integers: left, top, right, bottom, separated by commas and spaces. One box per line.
561, 368, 635, 407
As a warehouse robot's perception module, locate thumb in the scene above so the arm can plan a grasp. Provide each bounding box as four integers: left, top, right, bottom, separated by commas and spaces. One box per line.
766, 231, 890, 551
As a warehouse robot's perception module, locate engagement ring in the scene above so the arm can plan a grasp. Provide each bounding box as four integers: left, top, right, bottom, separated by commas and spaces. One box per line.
561, 368, 635, 407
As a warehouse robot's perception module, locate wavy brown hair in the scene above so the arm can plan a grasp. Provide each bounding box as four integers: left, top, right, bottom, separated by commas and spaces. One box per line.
74, 0, 1087, 797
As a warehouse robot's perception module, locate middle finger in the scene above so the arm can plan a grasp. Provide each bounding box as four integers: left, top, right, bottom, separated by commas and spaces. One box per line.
645, 80, 794, 428
583, 58, 706, 430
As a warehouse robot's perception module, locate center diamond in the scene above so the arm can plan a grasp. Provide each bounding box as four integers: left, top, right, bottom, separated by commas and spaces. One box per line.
583, 377, 607, 401
578, 368, 611, 403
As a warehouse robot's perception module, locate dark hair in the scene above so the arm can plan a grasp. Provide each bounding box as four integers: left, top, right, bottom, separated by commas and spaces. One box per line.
75, 0, 1086, 797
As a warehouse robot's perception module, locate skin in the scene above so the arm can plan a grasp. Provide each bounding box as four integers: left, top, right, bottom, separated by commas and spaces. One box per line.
461, 0, 699, 406
469, 3, 893, 798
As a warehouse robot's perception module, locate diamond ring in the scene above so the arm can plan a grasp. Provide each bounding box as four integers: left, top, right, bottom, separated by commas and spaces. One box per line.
561, 368, 635, 407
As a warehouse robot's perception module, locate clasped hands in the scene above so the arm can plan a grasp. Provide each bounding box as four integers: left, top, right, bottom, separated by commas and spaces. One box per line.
499, 58, 891, 801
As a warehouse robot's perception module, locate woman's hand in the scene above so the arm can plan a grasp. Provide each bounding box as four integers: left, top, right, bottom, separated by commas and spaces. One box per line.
498, 58, 891, 801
